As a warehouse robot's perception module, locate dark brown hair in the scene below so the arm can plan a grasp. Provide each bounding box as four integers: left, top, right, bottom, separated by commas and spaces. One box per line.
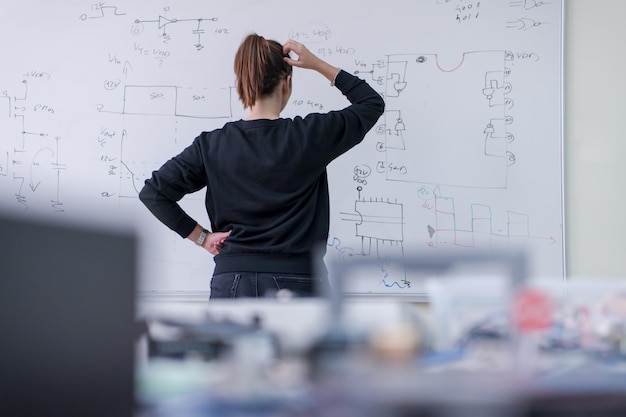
234, 33, 292, 109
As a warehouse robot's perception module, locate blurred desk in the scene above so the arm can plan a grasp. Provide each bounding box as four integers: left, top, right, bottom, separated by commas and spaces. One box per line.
135, 297, 626, 417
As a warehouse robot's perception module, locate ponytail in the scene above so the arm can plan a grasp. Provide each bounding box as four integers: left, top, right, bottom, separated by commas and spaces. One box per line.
234, 33, 292, 108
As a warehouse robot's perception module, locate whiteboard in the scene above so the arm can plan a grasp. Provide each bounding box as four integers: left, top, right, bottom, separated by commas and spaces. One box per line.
0, 0, 564, 297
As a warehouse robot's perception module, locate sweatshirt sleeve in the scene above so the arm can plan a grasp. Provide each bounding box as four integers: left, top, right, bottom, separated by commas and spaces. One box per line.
305, 69, 385, 163
138, 138, 207, 239
335, 69, 385, 109
335, 69, 385, 126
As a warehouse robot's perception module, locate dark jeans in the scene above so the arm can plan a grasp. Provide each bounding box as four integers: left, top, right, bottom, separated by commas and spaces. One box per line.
210, 272, 330, 299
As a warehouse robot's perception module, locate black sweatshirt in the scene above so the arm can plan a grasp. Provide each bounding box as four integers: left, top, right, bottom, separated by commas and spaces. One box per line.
139, 70, 385, 275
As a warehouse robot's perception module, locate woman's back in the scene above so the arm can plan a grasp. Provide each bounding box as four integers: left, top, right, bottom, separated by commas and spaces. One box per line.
139, 34, 384, 298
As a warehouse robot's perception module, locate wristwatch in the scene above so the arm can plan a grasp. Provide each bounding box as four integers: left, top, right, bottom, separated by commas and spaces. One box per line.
195, 228, 209, 247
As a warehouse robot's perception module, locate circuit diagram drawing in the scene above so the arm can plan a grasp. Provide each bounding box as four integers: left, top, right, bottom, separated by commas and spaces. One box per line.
510, 0, 548, 11
0, 73, 65, 213
132, 9, 219, 50
338, 193, 411, 290
340, 197, 404, 255
508, 0, 552, 30
363, 50, 515, 189
507, 17, 548, 31
329, 45, 554, 293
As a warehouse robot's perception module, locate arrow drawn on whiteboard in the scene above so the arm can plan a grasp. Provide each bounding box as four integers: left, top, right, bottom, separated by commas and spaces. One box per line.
122, 61, 133, 76
29, 147, 54, 191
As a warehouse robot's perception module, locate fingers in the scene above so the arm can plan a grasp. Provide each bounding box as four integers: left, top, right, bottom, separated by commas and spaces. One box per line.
283, 56, 299, 67
208, 238, 224, 255
206, 230, 231, 255
283, 39, 310, 67
282, 39, 301, 55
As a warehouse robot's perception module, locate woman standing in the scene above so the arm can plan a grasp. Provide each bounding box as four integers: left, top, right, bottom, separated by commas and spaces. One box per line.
139, 34, 384, 299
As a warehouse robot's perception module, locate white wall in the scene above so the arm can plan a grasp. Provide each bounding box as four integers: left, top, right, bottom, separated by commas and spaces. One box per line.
565, 0, 626, 277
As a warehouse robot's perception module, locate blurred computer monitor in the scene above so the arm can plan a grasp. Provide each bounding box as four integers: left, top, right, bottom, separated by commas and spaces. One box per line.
0, 214, 136, 417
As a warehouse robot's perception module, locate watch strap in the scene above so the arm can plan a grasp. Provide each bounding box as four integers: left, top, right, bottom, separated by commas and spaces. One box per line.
195, 228, 209, 247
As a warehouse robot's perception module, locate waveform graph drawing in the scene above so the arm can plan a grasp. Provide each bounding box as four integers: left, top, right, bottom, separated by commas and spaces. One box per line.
123, 85, 177, 116
121, 85, 232, 119
98, 81, 234, 201
429, 188, 553, 251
